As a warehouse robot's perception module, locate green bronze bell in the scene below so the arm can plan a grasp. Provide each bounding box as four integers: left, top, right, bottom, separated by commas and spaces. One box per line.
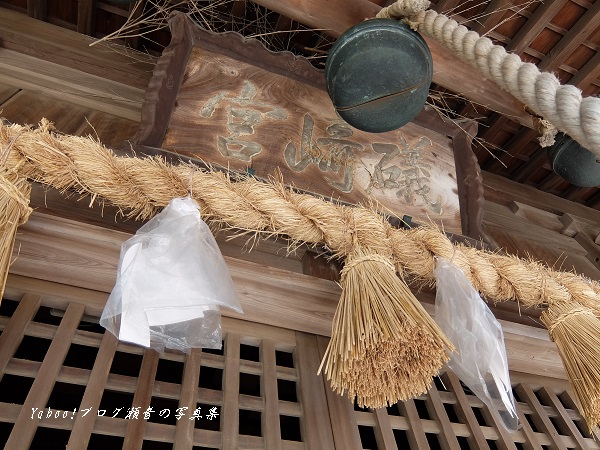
548, 133, 600, 187
325, 19, 433, 133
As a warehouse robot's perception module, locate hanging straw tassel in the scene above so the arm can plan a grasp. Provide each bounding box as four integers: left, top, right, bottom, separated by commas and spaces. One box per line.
0, 133, 33, 302
318, 248, 454, 408
541, 302, 600, 432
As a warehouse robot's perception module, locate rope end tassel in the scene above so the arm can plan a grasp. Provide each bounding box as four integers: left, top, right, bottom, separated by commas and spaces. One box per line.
0, 166, 32, 302
541, 303, 600, 432
318, 248, 454, 408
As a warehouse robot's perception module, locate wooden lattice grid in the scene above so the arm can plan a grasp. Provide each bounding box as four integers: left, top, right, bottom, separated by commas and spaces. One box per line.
1, 283, 599, 449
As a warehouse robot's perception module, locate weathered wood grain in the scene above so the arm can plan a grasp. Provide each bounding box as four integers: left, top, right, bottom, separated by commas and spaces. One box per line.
8, 212, 570, 381
160, 42, 462, 234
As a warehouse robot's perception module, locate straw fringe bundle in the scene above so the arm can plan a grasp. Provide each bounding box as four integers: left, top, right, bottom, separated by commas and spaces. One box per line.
541, 302, 600, 432
319, 249, 454, 407
0, 133, 32, 300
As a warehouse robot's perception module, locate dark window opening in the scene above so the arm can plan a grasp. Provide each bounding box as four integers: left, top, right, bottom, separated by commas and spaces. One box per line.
33, 305, 63, 326
30, 426, 70, 450
203, 342, 224, 356
0, 374, 34, 404
63, 343, 99, 370
14, 335, 52, 362
444, 402, 461, 423
239, 372, 261, 397
414, 399, 430, 420
280, 414, 301, 441
387, 403, 401, 416
46, 381, 86, 411
358, 425, 378, 450
0, 298, 19, 317
426, 433, 442, 450
393, 429, 410, 447
147, 397, 180, 426
199, 366, 223, 391
239, 409, 261, 436
192, 403, 220, 431
458, 436, 471, 450
109, 351, 143, 378
275, 350, 294, 368
240, 343, 260, 362
98, 389, 135, 416
277, 379, 297, 403
155, 358, 184, 384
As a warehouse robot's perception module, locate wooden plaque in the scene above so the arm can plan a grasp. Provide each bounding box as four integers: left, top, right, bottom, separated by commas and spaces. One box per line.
133, 13, 483, 238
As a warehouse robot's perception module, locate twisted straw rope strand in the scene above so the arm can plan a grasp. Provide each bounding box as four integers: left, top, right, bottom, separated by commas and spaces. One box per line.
2, 121, 600, 312
377, 1, 600, 156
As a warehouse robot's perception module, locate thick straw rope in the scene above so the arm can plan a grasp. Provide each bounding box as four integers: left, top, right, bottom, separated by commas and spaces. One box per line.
2, 120, 600, 315
377, 0, 600, 155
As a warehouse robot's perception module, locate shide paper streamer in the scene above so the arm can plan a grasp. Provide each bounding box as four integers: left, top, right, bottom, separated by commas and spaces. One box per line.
435, 257, 519, 431
100, 196, 242, 353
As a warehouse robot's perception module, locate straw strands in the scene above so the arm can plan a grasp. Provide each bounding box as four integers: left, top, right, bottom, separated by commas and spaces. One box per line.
541, 302, 600, 431
319, 250, 454, 407
2, 120, 600, 417
2, 120, 600, 312
0, 134, 32, 300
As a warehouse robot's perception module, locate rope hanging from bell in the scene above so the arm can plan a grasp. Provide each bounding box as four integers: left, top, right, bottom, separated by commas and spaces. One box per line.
318, 247, 454, 408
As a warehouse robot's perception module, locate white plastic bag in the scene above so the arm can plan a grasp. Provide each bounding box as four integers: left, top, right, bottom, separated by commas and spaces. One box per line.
100, 196, 242, 353
434, 257, 519, 431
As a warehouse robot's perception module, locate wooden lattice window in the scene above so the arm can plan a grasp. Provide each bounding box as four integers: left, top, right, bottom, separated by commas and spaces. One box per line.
318, 330, 600, 450
0, 287, 335, 449
2, 284, 599, 449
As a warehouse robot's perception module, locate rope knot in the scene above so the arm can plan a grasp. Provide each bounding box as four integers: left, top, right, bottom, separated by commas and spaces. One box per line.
341, 252, 395, 279
376, 0, 431, 20
545, 304, 596, 341
0, 168, 32, 224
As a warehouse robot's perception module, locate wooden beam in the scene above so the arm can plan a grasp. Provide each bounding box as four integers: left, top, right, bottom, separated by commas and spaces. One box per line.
295, 332, 336, 450
27, 0, 46, 20
0, 48, 143, 121
316, 336, 362, 450
539, 0, 600, 72
173, 348, 202, 450
0, 9, 154, 90
261, 339, 283, 450
123, 349, 160, 449
77, 0, 94, 35
66, 332, 118, 450
8, 212, 571, 381
373, 408, 397, 450
507, 0, 568, 55
0, 293, 40, 375
249, 0, 534, 129
221, 333, 241, 450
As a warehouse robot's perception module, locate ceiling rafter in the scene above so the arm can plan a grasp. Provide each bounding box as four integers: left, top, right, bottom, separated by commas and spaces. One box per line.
569, 48, 600, 88
507, 0, 568, 55
538, 0, 600, 72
